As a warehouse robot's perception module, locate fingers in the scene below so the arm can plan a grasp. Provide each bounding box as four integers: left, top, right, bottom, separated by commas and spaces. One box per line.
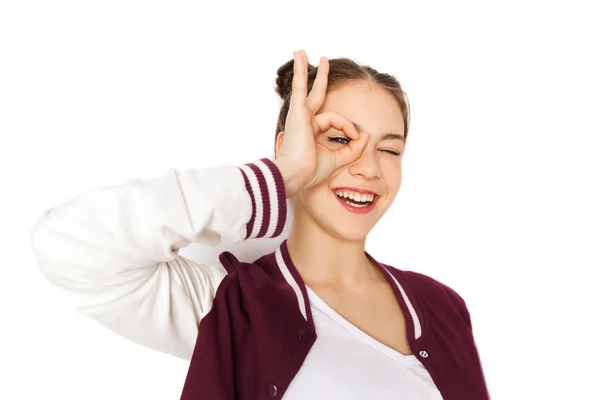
306, 56, 329, 114
332, 132, 370, 170
314, 111, 360, 140
290, 50, 329, 115
289, 50, 308, 110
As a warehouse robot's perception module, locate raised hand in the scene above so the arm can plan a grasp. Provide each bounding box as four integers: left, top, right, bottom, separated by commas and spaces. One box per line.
274, 50, 370, 198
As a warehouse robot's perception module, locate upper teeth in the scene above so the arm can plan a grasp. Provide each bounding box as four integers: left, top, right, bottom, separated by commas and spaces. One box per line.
335, 190, 375, 203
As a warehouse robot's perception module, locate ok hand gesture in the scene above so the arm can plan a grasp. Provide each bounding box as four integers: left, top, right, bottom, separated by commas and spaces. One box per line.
274, 50, 370, 197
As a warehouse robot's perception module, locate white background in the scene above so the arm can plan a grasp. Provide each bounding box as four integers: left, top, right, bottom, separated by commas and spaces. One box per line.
1, 0, 599, 398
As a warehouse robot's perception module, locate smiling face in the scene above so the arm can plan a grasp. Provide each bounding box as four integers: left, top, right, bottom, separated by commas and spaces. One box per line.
284, 79, 406, 241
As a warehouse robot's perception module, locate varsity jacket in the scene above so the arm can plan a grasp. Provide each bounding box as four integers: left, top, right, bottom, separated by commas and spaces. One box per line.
30, 157, 491, 400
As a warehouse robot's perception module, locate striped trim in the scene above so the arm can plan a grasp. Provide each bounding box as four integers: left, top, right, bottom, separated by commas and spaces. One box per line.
383, 269, 422, 340
263, 160, 287, 237
237, 158, 287, 240
238, 164, 261, 238
275, 246, 308, 321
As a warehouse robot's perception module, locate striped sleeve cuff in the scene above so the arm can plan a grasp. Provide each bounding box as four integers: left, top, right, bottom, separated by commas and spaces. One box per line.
237, 158, 287, 240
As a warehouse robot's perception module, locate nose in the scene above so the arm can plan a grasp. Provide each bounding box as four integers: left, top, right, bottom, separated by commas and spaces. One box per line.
347, 146, 381, 180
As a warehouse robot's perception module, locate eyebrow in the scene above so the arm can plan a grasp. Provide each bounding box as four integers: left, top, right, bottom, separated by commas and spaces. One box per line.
351, 121, 405, 142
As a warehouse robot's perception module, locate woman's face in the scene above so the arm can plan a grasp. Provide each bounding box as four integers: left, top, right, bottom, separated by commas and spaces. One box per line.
287, 80, 406, 241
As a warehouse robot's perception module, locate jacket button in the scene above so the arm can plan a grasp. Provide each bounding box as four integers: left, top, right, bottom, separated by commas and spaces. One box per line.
419, 350, 429, 358
266, 383, 278, 397
297, 329, 309, 341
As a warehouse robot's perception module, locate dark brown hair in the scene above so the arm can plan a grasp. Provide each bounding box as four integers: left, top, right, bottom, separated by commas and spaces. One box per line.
273, 57, 411, 154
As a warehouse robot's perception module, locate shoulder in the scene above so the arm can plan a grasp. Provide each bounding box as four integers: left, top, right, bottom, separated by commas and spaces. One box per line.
217, 248, 281, 281
383, 264, 473, 330
403, 268, 467, 304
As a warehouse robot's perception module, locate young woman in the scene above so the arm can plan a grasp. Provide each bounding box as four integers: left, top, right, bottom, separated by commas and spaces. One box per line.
30, 50, 490, 399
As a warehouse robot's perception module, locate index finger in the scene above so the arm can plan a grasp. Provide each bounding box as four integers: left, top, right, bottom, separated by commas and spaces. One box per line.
306, 56, 329, 114
314, 111, 361, 140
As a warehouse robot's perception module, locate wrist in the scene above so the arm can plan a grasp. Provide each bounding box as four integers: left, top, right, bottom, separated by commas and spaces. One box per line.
273, 158, 302, 198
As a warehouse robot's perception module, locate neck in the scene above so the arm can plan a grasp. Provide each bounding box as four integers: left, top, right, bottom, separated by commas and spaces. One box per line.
286, 202, 382, 290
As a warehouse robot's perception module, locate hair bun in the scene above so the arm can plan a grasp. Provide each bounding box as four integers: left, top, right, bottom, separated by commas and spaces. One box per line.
275, 56, 316, 100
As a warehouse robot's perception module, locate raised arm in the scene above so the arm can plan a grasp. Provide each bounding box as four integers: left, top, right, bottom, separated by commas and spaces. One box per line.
29, 158, 286, 361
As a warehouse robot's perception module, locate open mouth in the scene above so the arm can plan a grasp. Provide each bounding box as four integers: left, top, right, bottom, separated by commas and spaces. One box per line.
332, 189, 379, 214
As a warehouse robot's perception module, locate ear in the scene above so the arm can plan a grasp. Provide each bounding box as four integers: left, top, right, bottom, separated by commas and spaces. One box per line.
275, 131, 285, 158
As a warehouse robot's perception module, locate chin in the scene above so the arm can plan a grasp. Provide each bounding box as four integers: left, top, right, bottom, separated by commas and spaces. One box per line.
330, 223, 374, 241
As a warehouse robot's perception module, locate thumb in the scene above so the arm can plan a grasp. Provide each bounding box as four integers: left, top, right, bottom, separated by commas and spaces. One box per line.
332, 131, 370, 170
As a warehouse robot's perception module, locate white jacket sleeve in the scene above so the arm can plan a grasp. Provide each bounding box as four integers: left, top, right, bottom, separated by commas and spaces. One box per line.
29, 158, 287, 361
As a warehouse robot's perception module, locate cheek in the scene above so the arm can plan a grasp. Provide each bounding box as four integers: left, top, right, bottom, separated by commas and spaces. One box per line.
383, 163, 402, 191
297, 179, 332, 207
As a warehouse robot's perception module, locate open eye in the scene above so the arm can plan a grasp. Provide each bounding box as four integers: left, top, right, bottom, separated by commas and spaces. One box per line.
328, 136, 350, 145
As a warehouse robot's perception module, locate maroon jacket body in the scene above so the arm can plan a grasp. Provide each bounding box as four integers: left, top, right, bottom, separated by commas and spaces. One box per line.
180, 159, 490, 399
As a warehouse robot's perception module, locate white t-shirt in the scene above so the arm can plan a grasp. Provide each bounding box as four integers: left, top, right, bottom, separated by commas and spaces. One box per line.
283, 286, 444, 399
